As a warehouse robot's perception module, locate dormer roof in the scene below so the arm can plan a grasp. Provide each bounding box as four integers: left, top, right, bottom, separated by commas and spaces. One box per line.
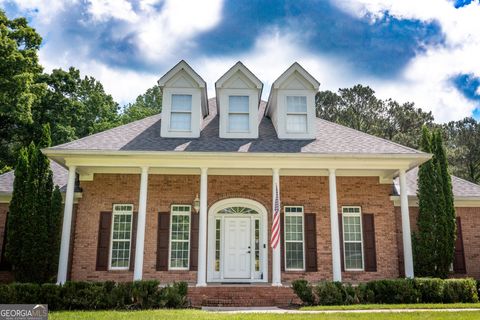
157, 60, 209, 117
215, 61, 263, 90
271, 62, 320, 90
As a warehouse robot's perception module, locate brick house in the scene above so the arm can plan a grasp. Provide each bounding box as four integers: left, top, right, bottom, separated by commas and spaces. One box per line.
0, 60, 479, 305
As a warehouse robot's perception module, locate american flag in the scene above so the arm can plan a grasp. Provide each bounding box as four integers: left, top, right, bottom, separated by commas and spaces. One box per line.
271, 183, 280, 249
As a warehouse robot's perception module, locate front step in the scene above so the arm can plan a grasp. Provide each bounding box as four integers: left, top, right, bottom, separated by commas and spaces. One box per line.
188, 285, 301, 307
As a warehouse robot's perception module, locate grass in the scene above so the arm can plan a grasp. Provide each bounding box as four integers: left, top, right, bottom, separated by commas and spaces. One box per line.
301, 303, 480, 310
50, 309, 480, 320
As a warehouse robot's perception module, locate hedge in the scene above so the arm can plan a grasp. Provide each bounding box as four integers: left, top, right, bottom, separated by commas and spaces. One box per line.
292, 278, 479, 306
0, 280, 188, 310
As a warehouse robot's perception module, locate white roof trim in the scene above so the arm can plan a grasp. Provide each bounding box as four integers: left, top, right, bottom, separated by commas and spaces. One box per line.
272, 62, 320, 89
157, 60, 206, 88
215, 61, 263, 89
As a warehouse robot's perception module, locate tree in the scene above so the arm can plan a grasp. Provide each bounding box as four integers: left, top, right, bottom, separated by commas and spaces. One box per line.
120, 84, 162, 124
413, 127, 456, 278
316, 85, 433, 149
5, 124, 63, 282
0, 10, 45, 172
31, 67, 120, 146
444, 118, 480, 184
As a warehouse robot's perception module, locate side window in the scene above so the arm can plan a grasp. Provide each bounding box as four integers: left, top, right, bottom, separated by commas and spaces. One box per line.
170, 94, 192, 131
228, 96, 250, 132
286, 96, 307, 133
284, 206, 305, 271
342, 206, 364, 271
110, 204, 133, 270
169, 205, 191, 270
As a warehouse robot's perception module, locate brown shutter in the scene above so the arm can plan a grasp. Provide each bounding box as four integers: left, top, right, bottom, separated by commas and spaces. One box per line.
338, 214, 345, 272
96, 211, 112, 271
129, 212, 138, 271
453, 217, 466, 274
305, 213, 318, 272
156, 212, 170, 271
280, 210, 285, 271
362, 214, 377, 272
190, 213, 199, 271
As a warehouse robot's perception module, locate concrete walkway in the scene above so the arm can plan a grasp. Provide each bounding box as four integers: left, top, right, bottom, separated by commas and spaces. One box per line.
202, 306, 480, 313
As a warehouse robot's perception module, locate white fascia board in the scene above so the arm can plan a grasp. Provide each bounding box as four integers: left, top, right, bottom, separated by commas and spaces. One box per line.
272, 62, 320, 90
215, 61, 263, 90
390, 195, 480, 208
158, 60, 206, 88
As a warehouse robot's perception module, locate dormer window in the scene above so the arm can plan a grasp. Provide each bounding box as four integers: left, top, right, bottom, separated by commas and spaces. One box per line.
228, 96, 250, 132
266, 63, 320, 140
158, 60, 209, 138
215, 62, 263, 139
286, 96, 307, 133
170, 94, 192, 131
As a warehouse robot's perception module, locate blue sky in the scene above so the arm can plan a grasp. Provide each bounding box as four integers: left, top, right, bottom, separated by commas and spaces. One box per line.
2, 0, 480, 122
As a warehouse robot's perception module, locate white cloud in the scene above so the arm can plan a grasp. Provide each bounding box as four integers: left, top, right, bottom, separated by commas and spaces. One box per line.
331, 0, 480, 122
87, 0, 139, 23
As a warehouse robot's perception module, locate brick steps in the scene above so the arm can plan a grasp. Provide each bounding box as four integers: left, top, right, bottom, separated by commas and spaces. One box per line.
188, 285, 302, 307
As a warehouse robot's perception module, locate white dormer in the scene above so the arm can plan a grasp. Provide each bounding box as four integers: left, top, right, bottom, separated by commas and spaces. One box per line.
215, 62, 263, 139
158, 60, 208, 138
266, 63, 320, 140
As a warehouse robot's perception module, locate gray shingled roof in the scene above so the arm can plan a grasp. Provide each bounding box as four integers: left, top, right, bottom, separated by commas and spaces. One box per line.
393, 167, 480, 198
0, 161, 68, 194
49, 99, 422, 154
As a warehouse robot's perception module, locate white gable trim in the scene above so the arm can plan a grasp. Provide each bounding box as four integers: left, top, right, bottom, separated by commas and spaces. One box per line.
272, 62, 320, 90
215, 61, 263, 90
158, 60, 206, 88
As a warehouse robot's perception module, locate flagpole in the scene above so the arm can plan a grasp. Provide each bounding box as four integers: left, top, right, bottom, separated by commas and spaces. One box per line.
272, 168, 282, 286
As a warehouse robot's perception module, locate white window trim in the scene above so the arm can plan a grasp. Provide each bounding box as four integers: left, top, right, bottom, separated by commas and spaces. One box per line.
169, 94, 193, 132
227, 95, 250, 133
342, 206, 365, 272
285, 96, 308, 134
283, 206, 306, 272
108, 204, 134, 271
168, 204, 192, 271
218, 88, 259, 139
161, 87, 201, 138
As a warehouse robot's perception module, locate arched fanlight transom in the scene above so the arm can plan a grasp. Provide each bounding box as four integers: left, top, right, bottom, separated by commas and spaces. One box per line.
217, 206, 259, 215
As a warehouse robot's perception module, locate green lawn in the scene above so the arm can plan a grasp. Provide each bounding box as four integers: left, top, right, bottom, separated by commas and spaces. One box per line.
302, 303, 480, 310
50, 309, 480, 320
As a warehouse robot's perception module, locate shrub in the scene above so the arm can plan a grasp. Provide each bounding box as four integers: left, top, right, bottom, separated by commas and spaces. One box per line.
443, 278, 478, 303
0, 280, 188, 311
366, 279, 420, 304
315, 282, 343, 305
415, 278, 444, 303
354, 283, 375, 304
291, 280, 315, 305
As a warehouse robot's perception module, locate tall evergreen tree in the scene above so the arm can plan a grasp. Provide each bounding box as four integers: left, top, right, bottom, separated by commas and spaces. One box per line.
413, 127, 456, 278
5, 124, 62, 282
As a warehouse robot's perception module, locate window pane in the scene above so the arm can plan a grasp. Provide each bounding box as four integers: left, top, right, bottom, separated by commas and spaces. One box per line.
215, 219, 221, 272
286, 96, 307, 113
286, 242, 304, 269
110, 209, 132, 269
170, 112, 191, 131
172, 94, 192, 111
286, 114, 307, 133
170, 210, 190, 269
229, 114, 249, 132
229, 96, 249, 113
345, 242, 363, 269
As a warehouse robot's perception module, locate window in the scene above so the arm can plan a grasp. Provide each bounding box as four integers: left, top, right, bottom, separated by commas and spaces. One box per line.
342, 207, 364, 270
286, 96, 307, 133
170, 94, 192, 131
228, 96, 249, 132
169, 205, 191, 270
284, 206, 305, 270
110, 204, 133, 270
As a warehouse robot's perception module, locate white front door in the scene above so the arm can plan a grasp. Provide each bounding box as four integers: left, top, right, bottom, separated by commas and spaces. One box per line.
224, 217, 251, 279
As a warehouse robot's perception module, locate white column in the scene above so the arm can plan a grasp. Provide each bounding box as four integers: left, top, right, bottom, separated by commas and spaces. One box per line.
197, 167, 208, 286
272, 168, 282, 286
329, 169, 342, 282
134, 166, 149, 281
57, 165, 76, 284
399, 169, 414, 278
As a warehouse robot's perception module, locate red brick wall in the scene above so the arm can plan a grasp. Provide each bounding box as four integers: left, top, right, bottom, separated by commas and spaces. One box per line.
397, 206, 480, 279
0, 203, 13, 282
71, 174, 400, 283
